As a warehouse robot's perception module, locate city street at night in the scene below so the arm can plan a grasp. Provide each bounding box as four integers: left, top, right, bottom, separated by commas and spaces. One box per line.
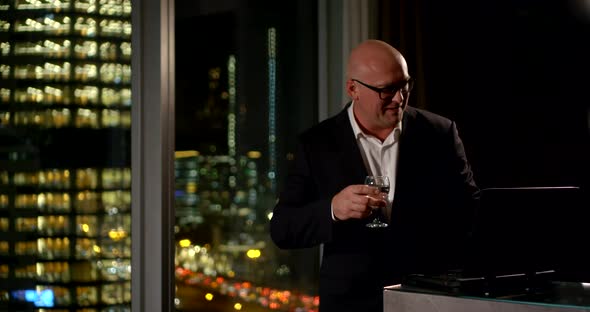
175, 283, 275, 312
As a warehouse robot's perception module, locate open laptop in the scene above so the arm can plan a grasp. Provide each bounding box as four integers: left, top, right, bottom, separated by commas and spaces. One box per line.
404, 186, 587, 295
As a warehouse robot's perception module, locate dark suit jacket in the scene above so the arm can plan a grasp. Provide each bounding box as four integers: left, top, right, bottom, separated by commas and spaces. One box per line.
270, 104, 479, 311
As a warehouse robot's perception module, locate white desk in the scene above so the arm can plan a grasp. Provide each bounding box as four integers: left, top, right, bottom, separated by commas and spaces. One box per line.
384, 283, 590, 312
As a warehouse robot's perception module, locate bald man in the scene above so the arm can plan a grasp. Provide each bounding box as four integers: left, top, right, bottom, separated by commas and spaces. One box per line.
270, 40, 479, 312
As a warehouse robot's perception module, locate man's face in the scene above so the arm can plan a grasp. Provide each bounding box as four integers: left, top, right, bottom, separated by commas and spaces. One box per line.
353, 71, 412, 130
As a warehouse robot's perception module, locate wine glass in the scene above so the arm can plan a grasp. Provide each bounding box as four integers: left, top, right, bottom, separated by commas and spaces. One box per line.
364, 175, 390, 228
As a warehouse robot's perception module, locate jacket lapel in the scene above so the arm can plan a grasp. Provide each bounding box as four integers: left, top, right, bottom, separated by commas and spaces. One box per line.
392, 107, 417, 212
330, 103, 368, 185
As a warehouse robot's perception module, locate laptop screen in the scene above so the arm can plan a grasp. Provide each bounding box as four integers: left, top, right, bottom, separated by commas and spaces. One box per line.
465, 186, 587, 280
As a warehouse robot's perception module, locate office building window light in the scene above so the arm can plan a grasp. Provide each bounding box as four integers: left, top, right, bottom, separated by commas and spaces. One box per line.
0, 0, 133, 310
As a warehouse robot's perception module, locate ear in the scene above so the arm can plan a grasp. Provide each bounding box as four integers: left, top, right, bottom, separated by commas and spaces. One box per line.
345, 79, 358, 100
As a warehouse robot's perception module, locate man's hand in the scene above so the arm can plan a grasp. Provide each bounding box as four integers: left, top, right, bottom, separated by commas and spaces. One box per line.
331, 184, 386, 221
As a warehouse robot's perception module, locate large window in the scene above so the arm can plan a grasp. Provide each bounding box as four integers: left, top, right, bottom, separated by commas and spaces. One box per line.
0, 1, 132, 310
173, 1, 319, 311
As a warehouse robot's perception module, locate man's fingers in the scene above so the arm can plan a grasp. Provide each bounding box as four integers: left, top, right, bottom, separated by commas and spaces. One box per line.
350, 194, 370, 206
333, 185, 384, 220
343, 205, 372, 219
368, 195, 386, 205
348, 194, 386, 213
351, 184, 378, 195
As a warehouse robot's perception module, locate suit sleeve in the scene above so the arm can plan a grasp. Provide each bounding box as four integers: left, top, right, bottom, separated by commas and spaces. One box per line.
269, 138, 334, 249
449, 121, 480, 203
447, 121, 481, 248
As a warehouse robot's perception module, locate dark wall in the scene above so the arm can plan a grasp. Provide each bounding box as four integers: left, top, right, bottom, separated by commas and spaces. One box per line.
383, 0, 590, 190
380, 0, 590, 282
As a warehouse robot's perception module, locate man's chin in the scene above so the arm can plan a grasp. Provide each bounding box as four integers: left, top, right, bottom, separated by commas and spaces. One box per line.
384, 111, 402, 124
380, 118, 400, 128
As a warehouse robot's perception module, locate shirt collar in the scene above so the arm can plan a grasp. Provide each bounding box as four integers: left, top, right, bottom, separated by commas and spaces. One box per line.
348, 101, 402, 141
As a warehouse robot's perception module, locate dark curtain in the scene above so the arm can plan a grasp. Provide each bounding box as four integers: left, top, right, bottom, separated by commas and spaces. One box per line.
377, 0, 590, 282
377, 0, 427, 110
376, 0, 590, 191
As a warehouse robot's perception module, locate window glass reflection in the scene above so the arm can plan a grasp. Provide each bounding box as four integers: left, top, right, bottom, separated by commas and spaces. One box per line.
174, 1, 319, 311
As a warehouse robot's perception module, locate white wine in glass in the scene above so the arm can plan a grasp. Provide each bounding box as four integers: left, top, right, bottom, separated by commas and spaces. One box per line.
365, 175, 390, 228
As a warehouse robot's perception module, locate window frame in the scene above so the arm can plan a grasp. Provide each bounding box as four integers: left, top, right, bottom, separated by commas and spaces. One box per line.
131, 0, 176, 311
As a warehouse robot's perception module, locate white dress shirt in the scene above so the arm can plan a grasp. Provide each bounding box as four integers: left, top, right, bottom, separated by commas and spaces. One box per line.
347, 101, 401, 222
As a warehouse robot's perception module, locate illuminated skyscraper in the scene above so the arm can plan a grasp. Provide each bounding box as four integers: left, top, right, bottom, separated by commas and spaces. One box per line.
0, 1, 132, 310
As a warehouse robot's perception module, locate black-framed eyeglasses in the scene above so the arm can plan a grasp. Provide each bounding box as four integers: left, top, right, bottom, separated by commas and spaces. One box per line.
352, 78, 414, 100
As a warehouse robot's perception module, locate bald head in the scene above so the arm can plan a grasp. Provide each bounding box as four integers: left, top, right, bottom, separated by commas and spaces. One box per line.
345, 40, 412, 139
347, 40, 408, 83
